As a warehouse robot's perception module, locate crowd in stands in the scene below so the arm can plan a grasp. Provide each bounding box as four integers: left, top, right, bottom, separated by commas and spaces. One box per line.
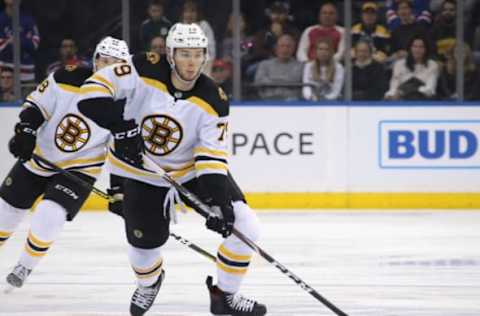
0, 0, 480, 102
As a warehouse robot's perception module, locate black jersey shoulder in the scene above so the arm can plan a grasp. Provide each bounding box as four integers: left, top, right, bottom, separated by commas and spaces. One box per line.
192, 74, 229, 117
53, 66, 93, 87
131, 52, 170, 83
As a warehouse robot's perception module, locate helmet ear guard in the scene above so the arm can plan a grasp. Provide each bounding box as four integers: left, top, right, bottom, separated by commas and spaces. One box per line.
93, 36, 130, 71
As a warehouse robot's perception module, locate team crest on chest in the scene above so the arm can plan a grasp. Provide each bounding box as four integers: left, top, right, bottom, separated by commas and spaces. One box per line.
141, 114, 183, 156
55, 114, 91, 152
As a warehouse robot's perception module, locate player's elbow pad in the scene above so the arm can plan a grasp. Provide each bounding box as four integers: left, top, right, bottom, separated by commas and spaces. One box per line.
78, 97, 121, 130
198, 174, 229, 206
19, 106, 45, 129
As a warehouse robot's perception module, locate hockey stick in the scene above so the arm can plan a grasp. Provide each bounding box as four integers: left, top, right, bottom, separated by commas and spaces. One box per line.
30, 153, 217, 263
142, 155, 349, 316
169, 232, 216, 262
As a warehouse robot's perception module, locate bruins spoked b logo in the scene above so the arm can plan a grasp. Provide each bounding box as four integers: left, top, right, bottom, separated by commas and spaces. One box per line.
55, 114, 91, 152
142, 115, 183, 156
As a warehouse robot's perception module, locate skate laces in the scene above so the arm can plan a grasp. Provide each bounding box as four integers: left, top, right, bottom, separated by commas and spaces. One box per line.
132, 285, 158, 308
12, 264, 30, 281
226, 292, 256, 312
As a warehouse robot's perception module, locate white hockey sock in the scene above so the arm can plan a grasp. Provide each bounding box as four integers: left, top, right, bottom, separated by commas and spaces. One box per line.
18, 199, 67, 270
217, 201, 261, 293
128, 244, 163, 287
0, 197, 28, 247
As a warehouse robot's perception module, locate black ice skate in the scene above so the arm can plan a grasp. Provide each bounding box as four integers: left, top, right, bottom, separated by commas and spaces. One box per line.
5, 263, 31, 292
206, 276, 267, 316
130, 270, 165, 316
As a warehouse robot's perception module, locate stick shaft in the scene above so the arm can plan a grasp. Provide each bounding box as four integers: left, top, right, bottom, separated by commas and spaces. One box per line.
143, 156, 348, 316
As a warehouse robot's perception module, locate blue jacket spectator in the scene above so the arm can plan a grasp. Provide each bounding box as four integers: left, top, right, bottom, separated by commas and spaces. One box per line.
386, 0, 432, 31
0, 0, 40, 82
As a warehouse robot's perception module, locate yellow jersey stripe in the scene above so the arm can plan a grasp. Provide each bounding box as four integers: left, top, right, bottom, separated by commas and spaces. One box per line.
56, 154, 107, 168
80, 85, 112, 96
194, 147, 228, 158
141, 77, 168, 93
108, 151, 161, 179
159, 160, 195, 172
195, 162, 228, 171
216, 261, 248, 275
57, 83, 81, 94
218, 245, 252, 262
27, 159, 46, 172
28, 231, 53, 248
0, 230, 12, 238
76, 167, 102, 176
90, 74, 115, 94
170, 165, 195, 179
28, 160, 102, 176
187, 96, 218, 117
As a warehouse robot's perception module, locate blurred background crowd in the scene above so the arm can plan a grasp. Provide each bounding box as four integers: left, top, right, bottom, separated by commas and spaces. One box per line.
0, 0, 479, 102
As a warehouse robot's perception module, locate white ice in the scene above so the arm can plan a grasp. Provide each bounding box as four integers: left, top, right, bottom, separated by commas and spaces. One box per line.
1, 210, 480, 316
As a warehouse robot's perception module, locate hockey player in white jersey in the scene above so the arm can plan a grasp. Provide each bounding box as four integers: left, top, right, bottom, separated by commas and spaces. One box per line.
0, 36, 129, 291
78, 23, 266, 316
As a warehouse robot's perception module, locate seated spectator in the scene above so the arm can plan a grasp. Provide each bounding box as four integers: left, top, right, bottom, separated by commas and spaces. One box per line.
46, 38, 90, 75
0, 67, 15, 101
430, 0, 476, 44
430, 0, 456, 60
220, 13, 254, 61
386, 0, 432, 31
352, 2, 391, 63
297, 2, 345, 63
390, 0, 430, 61
254, 33, 303, 100
385, 35, 439, 100
0, 0, 40, 82
140, 0, 172, 50
180, 0, 216, 74
242, 2, 300, 83
353, 40, 388, 100
302, 37, 344, 101
250, 1, 300, 62
149, 36, 166, 56
211, 59, 233, 98
437, 44, 480, 100
430, 0, 476, 13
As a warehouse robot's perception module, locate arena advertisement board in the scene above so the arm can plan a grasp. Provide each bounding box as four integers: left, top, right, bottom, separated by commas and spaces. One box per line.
348, 106, 480, 193
0, 103, 479, 208
228, 106, 347, 192
379, 120, 480, 169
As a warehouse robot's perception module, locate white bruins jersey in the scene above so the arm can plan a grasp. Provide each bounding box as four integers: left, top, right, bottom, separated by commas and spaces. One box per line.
78, 52, 230, 187
24, 66, 110, 178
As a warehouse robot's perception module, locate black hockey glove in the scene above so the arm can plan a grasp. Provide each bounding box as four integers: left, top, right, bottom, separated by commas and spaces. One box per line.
111, 120, 144, 168
205, 203, 235, 238
9, 122, 37, 162
107, 185, 124, 218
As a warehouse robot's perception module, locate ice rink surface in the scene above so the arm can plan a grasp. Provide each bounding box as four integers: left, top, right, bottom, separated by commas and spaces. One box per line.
1, 210, 479, 316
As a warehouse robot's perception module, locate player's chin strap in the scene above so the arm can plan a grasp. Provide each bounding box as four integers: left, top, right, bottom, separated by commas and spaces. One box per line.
163, 186, 187, 224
